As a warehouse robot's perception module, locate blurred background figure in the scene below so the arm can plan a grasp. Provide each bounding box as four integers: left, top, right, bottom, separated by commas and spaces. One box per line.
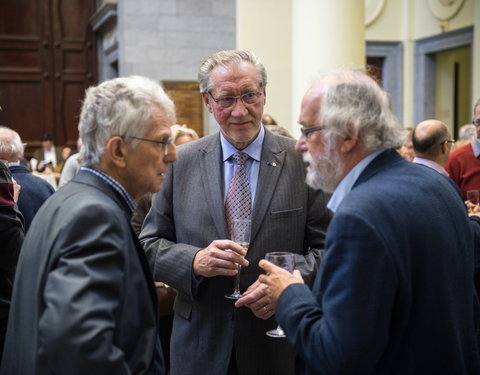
412, 119, 454, 177
0, 126, 54, 231
58, 137, 83, 188
264, 124, 294, 139
171, 124, 199, 146
398, 127, 414, 161
446, 98, 480, 199
32, 134, 64, 173
261, 113, 277, 125
453, 123, 476, 150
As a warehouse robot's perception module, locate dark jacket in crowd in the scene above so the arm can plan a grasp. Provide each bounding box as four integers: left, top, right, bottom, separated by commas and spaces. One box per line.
8, 164, 54, 231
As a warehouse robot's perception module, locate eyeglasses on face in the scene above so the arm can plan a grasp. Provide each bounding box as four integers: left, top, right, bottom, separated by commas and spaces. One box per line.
208, 91, 263, 109
124, 136, 173, 156
442, 139, 455, 145
300, 126, 327, 139
472, 119, 480, 127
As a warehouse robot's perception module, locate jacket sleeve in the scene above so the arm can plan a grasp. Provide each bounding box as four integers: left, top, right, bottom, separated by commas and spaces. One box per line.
0, 162, 24, 272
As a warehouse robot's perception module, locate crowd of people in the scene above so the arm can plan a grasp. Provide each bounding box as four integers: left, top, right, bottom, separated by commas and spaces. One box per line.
1, 49, 480, 375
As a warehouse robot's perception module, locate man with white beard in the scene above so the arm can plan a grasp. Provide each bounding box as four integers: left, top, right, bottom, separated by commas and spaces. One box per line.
257, 68, 480, 375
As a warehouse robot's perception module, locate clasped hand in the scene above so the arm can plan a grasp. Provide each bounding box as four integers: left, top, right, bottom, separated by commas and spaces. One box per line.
235, 260, 304, 320
193, 240, 248, 278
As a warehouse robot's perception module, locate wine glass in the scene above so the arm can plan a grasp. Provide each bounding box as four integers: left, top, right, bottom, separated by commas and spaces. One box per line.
265, 252, 295, 338
467, 190, 479, 205
225, 219, 251, 300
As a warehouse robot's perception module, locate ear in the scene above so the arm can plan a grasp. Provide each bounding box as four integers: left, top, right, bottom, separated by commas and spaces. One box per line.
262, 88, 267, 104
105, 136, 128, 168
202, 93, 214, 114
339, 126, 358, 153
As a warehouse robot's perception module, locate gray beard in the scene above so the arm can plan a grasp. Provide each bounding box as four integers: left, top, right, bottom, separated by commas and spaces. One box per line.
303, 148, 344, 193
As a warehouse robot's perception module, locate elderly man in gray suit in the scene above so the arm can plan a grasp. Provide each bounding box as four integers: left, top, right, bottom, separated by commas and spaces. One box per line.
140, 50, 331, 375
1, 76, 177, 375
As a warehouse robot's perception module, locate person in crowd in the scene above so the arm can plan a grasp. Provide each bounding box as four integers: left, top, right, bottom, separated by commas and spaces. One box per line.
0, 161, 24, 366
265, 124, 294, 139
454, 123, 476, 150
411, 119, 455, 176
1, 75, 177, 375
261, 113, 277, 125
32, 134, 64, 173
140, 49, 331, 375
171, 124, 200, 146
257, 68, 480, 375
0, 126, 55, 230
58, 137, 83, 188
446, 98, 480, 199
398, 126, 414, 161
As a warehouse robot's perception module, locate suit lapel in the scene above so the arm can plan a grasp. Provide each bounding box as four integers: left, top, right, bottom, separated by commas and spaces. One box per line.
199, 135, 229, 238
251, 132, 285, 243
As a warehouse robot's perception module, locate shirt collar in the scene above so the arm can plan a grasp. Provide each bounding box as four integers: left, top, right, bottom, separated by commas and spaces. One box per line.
80, 166, 137, 212
221, 125, 264, 162
413, 157, 449, 176
472, 138, 480, 158
327, 149, 385, 213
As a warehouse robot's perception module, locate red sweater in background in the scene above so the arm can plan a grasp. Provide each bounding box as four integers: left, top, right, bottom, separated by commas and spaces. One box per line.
445, 143, 480, 199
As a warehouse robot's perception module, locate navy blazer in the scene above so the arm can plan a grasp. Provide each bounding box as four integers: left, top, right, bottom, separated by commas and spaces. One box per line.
8, 164, 54, 231
276, 150, 480, 374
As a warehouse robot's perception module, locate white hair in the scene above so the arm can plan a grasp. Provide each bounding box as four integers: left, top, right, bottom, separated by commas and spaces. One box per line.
79, 76, 176, 166
0, 126, 25, 161
198, 50, 267, 93
316, 68, 404, 151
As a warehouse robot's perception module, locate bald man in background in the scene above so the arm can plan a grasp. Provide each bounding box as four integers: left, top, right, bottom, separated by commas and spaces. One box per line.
412, 119, 455, 176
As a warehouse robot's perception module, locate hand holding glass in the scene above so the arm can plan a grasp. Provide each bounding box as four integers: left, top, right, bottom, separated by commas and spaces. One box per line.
265, 252, 295, 338
467, 190, 479, 205
225, 219, 251, 300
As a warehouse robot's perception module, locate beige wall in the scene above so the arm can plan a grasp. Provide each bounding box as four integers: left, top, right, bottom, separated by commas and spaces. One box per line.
366, 0, 477, 127
237, 0, 293, 131
236, 0, 479, 133
435, 46, 471, 133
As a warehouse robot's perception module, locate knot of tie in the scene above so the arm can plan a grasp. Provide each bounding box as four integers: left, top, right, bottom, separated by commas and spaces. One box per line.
232, 152, 249, 166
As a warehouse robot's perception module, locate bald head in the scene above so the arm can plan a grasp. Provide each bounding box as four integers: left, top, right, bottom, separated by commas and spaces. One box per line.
412, 120, 452, 165
0, 126, 25, 162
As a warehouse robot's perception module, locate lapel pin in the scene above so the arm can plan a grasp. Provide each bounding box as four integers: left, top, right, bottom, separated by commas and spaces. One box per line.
267, 162, 277, 167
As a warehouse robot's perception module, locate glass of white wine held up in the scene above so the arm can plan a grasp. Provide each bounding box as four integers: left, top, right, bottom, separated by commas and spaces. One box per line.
225, 219, 251, 300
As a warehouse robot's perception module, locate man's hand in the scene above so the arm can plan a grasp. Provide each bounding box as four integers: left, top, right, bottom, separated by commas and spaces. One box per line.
193, 240, 249, 278
257, 260, 304, 305
12, 178, 21, 203
235, 280, 274, 320
466, 200, 480, 216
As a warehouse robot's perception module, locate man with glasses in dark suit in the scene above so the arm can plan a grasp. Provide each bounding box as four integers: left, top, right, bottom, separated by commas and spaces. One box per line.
141, 50, 331, 375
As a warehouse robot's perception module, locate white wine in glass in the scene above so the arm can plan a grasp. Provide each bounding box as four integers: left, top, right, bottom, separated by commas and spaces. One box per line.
265, 252, 295, 338
225, 219, 251, 300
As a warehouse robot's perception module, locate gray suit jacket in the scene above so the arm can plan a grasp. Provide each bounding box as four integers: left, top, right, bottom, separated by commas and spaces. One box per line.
1, 170, 162, 375
140, 130, 331, 375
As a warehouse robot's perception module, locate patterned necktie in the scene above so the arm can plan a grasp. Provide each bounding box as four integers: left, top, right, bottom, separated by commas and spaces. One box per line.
225, 152, 252, 238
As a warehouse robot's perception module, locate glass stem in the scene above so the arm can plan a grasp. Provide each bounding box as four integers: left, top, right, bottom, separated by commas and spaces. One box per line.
234, 265, 242, 294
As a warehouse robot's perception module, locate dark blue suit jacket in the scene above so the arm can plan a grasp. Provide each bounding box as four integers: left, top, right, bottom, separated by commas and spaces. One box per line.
8, 164, 54, 231
276, 150, 480, 374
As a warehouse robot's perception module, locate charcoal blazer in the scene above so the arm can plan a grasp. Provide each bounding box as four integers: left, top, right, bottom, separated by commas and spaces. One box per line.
1, 170, 162, 375
140, 129, 331, 375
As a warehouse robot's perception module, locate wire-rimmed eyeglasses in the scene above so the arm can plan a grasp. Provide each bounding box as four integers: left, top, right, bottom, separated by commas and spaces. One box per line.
208, 91, 263, 109
300, 126, 327, 139
124, 136, 173, 156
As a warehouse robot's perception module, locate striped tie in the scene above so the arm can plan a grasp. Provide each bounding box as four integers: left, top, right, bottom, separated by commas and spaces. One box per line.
225, 152, 252, 238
